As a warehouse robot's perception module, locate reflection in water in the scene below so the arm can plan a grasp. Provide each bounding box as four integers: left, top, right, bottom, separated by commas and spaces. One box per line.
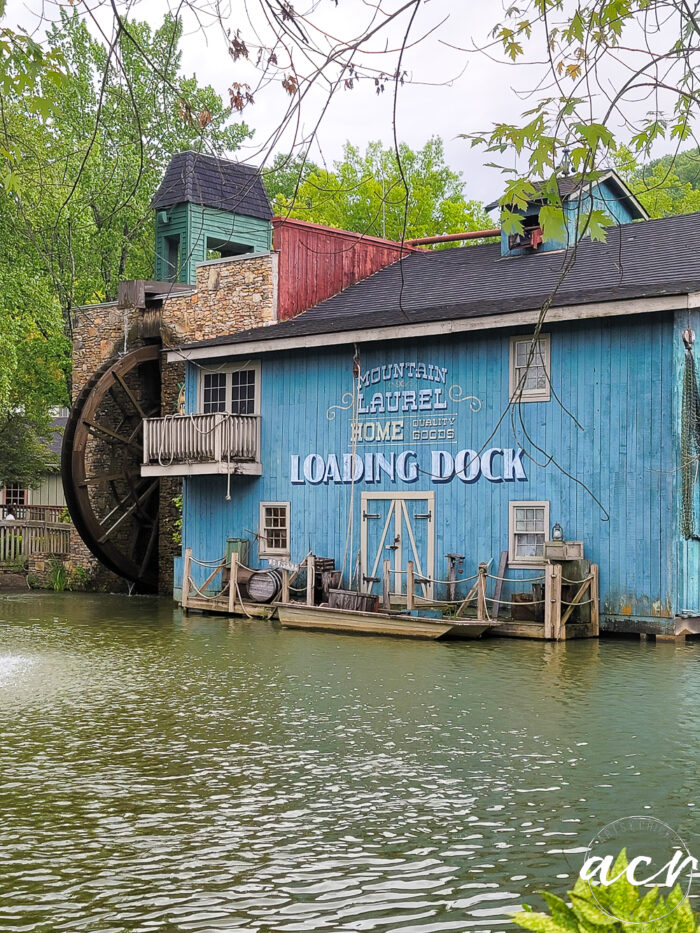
0, 592, 697, 932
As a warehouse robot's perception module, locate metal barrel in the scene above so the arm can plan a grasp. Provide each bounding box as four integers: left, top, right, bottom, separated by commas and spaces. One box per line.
246, 569, 282, 604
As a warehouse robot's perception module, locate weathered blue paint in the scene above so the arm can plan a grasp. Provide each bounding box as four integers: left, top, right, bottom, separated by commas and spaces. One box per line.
179, 309, 690, 631
155, 202, 272, 284
501, 176, 643, 257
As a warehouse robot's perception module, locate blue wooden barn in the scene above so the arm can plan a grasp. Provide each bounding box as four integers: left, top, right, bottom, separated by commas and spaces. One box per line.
143, 173, 700, 635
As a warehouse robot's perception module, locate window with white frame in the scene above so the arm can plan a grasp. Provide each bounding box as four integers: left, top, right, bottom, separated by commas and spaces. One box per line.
509, 501, 549, 566
259, 502, 290, 558
200, 363, 260, 415
509, 334, 551, 402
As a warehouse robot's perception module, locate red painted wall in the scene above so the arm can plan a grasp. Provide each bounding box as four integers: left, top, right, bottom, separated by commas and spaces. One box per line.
272, 218, 415, 321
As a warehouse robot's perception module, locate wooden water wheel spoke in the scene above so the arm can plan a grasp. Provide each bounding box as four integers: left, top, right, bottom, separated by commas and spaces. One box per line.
99, 476, 156, 529
138, 514, 160, 578
98, 480, 158, 543
79, 468, 141, 487
113, 371, 146, 418
83, 418, 143, 452
62, 345, 162, 591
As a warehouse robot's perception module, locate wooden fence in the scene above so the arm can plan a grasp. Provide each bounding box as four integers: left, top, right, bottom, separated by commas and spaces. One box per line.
0, 504, 66, 523
0, 520, 72, 563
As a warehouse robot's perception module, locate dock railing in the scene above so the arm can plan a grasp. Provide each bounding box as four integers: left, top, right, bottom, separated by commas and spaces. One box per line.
143, 413, 260, 466
0, 520, 72, 563
396, 559, 599, 640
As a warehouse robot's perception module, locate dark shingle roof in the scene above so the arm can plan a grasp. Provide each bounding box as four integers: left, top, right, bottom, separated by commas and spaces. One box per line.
179, 212, 700, 353
152, 151, 272, 219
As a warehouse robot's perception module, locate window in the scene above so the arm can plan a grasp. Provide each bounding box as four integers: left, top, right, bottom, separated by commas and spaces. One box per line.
259, 502, 290, 558
200, 364, 259, 415
3, 484, 27, 507
202, 372, 227, 413
509, 501, 549, 566
231, 369, 255, 414
509, 334, 551, 402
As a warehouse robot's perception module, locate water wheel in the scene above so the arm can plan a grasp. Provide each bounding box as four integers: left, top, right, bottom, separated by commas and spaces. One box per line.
62, 345, 162, 591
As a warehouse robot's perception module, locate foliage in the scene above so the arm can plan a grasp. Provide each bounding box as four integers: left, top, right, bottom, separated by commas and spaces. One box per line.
272, 138, 493, 243
48, 559, 67, 592
470, 1, 700, 241
614, 146, 700, 219
172, 495, 183, 547
0, 8, 251, 427
514, 850, 699, 932
67, 566, 91, 591
263, 152, 321, 205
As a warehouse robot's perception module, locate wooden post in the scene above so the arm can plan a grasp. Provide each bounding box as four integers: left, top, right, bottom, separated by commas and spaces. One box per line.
281, 568, 290, 604
447, 557, 456, 603
182, 547, 192, 611
544, 563, 562, 639
406, 560, 415, 612
382, 559, 391, 611
228, 551, 238, 614
591, 563, 600, 636
477, 562, 487, 621
306, 553, 316, 606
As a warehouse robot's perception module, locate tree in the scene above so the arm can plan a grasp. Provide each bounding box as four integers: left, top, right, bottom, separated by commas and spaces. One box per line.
0, 8, 250, 482
469, 2, 700, 241
3, 11, 251, 315
263, 152, 321, 205
273, 138, 493, 242
621, 146, 700, 218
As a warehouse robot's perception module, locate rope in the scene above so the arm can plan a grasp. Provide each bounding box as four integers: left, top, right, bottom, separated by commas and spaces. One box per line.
189, 555, 226, 567
487, 573, 545, 583
485, 595, 544, 606
681, 346, 700, 539
560, 574, 593, 585
561, 597, 596, 606
187, 575, 227, 600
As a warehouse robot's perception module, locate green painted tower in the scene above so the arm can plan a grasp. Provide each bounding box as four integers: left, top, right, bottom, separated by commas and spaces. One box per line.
152, 150, 273, 285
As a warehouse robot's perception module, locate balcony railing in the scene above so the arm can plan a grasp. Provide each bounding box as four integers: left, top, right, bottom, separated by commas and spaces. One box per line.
0, 504, 67, 523
142, 413, 261, 476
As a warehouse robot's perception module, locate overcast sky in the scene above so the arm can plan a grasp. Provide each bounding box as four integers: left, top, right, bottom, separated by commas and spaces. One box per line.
5, 1, 686, 208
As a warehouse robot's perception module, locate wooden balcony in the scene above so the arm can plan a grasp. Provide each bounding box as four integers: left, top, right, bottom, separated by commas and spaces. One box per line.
141, 413, 262, 477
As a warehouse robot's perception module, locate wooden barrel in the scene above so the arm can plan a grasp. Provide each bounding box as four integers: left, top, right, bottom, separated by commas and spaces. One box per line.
246, 570, 282, 603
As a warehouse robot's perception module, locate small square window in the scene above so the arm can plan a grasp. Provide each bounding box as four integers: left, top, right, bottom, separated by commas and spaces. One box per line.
509, 501, 549, 566
509, 334, 551, 402
259, 502, 290, 558
202, 372, 227, 414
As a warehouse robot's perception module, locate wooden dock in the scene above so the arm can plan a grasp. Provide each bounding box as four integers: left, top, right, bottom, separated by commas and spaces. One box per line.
180, 549, 600, 641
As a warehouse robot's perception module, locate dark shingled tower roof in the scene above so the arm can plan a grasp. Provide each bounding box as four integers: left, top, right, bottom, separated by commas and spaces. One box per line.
152, 150, 272, 220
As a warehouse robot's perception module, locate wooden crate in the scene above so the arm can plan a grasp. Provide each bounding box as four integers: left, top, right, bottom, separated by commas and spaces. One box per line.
328, 589, 379, 613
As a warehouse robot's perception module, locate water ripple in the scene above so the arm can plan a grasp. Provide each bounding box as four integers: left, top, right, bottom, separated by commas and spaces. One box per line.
0, 594, 698, 931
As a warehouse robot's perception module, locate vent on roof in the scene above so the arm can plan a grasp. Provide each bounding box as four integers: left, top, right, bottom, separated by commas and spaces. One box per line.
508, 214, 543, 252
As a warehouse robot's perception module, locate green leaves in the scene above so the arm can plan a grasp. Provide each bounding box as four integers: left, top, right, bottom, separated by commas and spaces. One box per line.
513, 849, 699, 933
270, 136, 494, 244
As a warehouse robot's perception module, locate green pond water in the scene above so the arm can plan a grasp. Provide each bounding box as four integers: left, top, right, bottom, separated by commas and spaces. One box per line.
0, 592, 698, 932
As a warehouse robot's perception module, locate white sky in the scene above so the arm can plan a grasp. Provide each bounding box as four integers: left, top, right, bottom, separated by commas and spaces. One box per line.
5, 0, 689, 208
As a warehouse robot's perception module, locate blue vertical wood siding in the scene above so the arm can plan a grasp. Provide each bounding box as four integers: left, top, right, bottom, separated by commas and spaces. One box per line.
181, 310, 685, 628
